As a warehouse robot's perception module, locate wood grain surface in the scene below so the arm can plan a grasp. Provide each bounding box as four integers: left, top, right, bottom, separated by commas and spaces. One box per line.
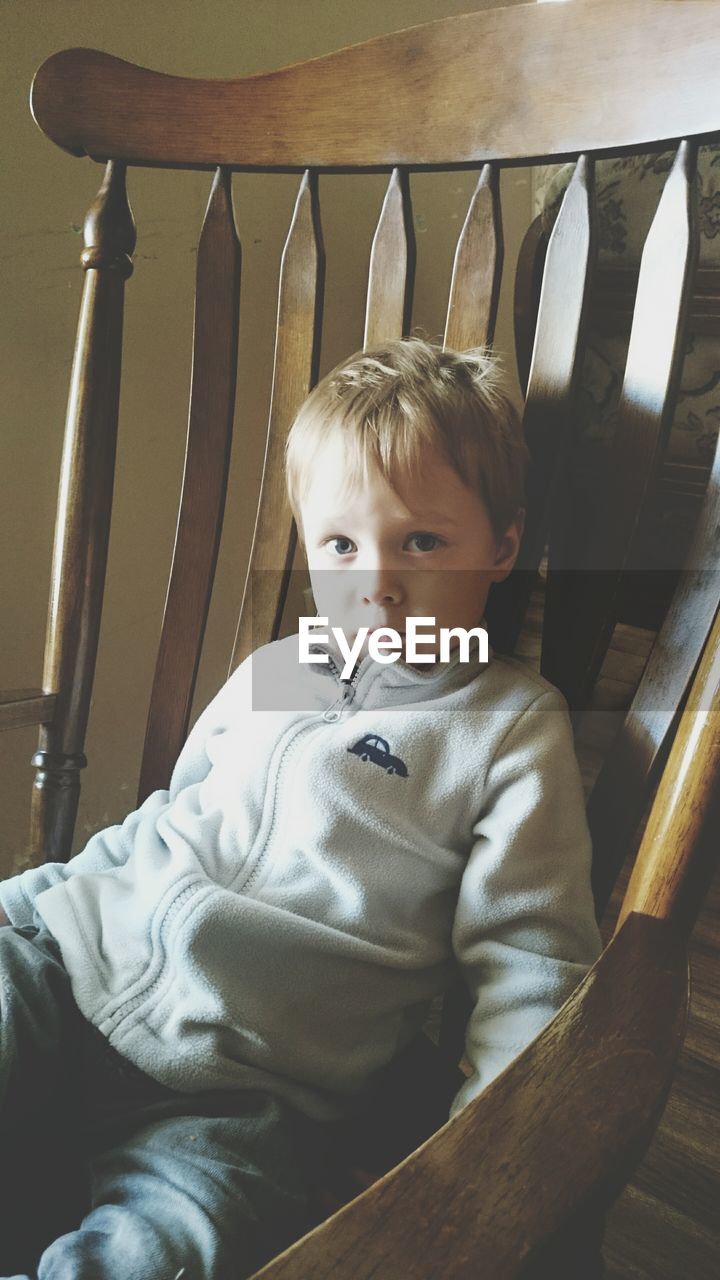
589, 418, 720, 915
29, 160, 135, 861
558, 140, 700, 713
0, 690, 56, 732
30, 3, 720, 169
486, 154, 596, 655
138, 168, 240, 802
229, 171, 324, 672
443, 163, 502, 352
617, 604, 720, 934
363, 168, 415, 347
252, 914, 688, 1279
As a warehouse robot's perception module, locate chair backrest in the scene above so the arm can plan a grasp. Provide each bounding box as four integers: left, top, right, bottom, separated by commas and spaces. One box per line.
6, 0, 720, 943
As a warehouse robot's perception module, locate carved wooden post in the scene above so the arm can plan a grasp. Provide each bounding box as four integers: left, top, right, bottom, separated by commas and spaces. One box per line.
30, 159, 136, 863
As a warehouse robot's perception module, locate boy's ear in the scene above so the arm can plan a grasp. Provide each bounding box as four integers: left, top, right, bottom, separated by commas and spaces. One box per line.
490, 508, 524, 583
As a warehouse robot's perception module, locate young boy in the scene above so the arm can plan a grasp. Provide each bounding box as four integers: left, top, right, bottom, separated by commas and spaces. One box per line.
0, 338, 602, 1280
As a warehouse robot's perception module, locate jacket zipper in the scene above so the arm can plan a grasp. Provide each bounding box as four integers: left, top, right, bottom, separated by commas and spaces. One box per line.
104, 653, 366, 1028
241, 652, 363, 894
322, 652, 363, 722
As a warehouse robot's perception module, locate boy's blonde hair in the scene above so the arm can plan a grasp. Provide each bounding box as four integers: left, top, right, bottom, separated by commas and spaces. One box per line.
284, 336, 528, 544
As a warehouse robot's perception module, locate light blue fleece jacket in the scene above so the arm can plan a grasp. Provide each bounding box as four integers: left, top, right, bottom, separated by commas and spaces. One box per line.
0, 634, 602, 1122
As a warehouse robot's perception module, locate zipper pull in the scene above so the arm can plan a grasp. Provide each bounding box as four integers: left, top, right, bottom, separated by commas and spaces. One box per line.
322, 655, 363, 722
323, 682, 355, 723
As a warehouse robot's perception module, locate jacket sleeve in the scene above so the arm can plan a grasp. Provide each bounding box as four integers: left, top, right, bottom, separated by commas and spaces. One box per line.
448, 689, 602, 1119
0, 654, 252, 927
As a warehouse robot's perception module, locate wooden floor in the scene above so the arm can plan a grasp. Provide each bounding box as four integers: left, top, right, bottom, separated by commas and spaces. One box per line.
514, 590, 720, 1280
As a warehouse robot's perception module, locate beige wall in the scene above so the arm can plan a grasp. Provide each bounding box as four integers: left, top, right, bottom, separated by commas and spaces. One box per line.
0, 0, 533, 871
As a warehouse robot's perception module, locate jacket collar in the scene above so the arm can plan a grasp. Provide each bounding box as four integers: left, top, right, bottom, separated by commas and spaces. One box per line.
304, 622, 494, 709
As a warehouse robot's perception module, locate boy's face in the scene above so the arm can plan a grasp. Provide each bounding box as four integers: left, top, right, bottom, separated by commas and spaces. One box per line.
299, 435, 522, 666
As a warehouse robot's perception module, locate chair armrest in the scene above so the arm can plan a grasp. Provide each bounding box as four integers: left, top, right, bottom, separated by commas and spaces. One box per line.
252, 911, 688, 1279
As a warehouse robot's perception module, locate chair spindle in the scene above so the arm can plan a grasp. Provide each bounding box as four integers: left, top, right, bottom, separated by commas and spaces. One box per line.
229, 170, 325, 674
550, 140, 700, 711
589, 421, 720, 915
30, 160, 136, 861
137, 168, 240, 803
486, 154, 596, 659
364, 167, 415, 346
443, 163, 503, 352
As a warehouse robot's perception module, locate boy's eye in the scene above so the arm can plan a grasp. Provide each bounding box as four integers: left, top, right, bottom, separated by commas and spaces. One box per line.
407, 532, 444, 552
327, 536, 355, 556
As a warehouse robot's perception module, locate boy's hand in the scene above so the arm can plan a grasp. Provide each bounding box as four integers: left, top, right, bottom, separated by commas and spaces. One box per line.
0, 907, 10, 926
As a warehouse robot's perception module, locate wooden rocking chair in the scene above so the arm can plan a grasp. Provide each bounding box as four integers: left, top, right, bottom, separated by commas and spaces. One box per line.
4, 1, 720, 1274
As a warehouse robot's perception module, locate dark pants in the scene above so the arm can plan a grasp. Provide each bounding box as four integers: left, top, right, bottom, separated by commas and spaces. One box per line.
0, 923, 339, 1280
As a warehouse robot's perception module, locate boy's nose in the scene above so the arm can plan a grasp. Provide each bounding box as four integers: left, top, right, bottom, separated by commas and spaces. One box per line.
359, 568, 403, 606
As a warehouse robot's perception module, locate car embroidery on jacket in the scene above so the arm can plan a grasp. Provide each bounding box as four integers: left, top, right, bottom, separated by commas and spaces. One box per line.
347, 734, 409, 777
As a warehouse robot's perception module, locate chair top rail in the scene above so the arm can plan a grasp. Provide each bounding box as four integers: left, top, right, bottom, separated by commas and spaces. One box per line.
30, 1, 720, 171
